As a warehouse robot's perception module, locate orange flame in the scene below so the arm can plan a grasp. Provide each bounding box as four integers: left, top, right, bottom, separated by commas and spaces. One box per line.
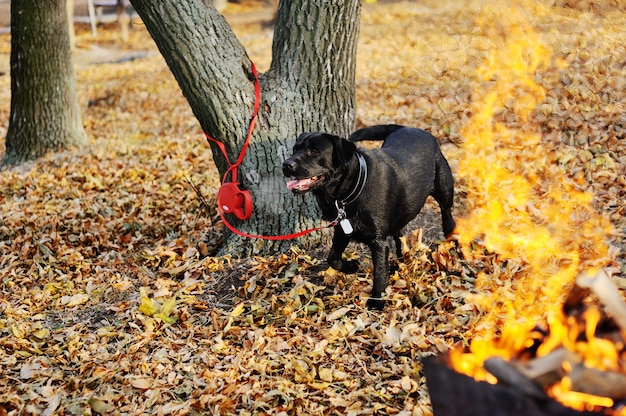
449, 0, 617, 412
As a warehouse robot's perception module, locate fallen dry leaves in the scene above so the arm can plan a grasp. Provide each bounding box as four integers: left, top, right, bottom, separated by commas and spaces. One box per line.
0, 0, 624, 414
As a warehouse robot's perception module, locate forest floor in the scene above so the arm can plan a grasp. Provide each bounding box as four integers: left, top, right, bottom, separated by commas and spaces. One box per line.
0, 0, 625, 415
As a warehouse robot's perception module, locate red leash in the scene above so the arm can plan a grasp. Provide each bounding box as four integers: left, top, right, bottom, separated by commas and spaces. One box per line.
205, 64, 260, 192
218, 209, 333, 241
204, 62, 334, 241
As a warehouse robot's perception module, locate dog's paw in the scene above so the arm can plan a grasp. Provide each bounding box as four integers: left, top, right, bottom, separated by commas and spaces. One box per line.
389, 258, 401, 274
340, 260, 359, 274
366, 297, 386, 310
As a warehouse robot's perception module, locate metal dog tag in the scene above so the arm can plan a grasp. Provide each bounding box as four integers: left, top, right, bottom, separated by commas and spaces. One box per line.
340, 218, 353, 235
334, 202, 353, 234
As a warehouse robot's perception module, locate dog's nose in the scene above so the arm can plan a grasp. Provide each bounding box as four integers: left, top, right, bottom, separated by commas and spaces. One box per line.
282, 159, 297, 176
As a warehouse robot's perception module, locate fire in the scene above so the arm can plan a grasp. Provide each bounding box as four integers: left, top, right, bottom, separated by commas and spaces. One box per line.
449, 0, 618, 412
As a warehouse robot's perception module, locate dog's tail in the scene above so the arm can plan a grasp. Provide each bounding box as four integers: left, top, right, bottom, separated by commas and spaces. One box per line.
348, 124, 405, 142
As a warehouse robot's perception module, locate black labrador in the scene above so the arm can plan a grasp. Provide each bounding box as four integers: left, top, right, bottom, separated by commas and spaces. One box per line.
282, 124, 455, 309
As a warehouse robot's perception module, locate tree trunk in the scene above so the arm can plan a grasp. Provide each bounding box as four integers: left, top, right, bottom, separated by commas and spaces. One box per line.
129, 0, 360, 256
3, 0, 87, 167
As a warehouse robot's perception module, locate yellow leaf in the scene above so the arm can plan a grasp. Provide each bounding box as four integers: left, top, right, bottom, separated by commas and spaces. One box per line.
161, 296, 176, 315
321, 267, 337, 278
86, 174, 104, 190
293, 358, 316, 383
293, 359, 309, 375
65, 293, 89, 307
157, 297, 178, 324
96, 327, 117, 337
31, 328, 50, 340
11, 323, 26, 339
230, 302, 245, 317
222, 317, 234, 334
318, 367, 334, 382
138, 288, 159, 316
308, 381, 330, 390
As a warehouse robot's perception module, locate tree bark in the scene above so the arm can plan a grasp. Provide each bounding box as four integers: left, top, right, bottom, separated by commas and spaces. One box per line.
3, 0, 87, 167
129, 0, 360, 256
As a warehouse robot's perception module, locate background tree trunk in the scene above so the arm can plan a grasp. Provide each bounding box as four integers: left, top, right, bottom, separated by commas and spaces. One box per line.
3, 0, 87, 167
129, 0, 360, 256
66, 0, 76, 50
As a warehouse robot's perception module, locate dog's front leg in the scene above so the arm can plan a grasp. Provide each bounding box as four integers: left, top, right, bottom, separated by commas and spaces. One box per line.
367, 239, 389, 310
327, 230, 358, 273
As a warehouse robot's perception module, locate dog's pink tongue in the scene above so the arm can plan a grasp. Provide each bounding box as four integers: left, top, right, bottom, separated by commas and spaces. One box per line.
286, 178, 312, 191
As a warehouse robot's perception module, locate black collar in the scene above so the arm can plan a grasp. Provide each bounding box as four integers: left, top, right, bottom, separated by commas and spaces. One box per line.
337, 152, 368, 207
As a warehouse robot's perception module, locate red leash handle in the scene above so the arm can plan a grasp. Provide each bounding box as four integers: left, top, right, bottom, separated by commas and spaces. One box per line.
203, 61, 332, 240
204, 63, 261, 220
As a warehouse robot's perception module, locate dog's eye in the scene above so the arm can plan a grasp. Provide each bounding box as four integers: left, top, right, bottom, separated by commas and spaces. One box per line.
306, 148, 319, 156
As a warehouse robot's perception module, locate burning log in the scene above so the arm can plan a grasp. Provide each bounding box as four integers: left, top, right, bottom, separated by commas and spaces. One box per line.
576, 270, 626, 335
568, 361, 626, 401
423, 354, 602, 416
483, 356, 548, 399
426, 270, 626, 415
513, 347, 567, 387
489, 348, 626, 402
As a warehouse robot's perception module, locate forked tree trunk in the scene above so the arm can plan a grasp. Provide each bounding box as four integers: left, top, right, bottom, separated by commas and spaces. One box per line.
3, 0, 86, 166
129, 0, 360, 256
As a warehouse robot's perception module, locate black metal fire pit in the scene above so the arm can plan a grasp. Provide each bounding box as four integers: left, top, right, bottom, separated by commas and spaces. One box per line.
422, 354, 603, 416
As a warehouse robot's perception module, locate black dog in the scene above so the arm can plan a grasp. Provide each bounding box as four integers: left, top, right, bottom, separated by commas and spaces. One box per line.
282, 124, 455, 309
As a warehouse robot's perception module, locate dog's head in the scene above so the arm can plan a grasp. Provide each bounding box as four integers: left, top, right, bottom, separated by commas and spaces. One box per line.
282, 132, 356, 193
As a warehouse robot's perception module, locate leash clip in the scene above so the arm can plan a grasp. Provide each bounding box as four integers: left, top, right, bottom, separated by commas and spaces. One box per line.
334, 201, 353, 235
334, 200, 346, 221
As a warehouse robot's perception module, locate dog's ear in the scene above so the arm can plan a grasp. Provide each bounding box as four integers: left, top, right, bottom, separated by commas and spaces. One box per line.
294, 132, 315, 148
331, 135, 356, 165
